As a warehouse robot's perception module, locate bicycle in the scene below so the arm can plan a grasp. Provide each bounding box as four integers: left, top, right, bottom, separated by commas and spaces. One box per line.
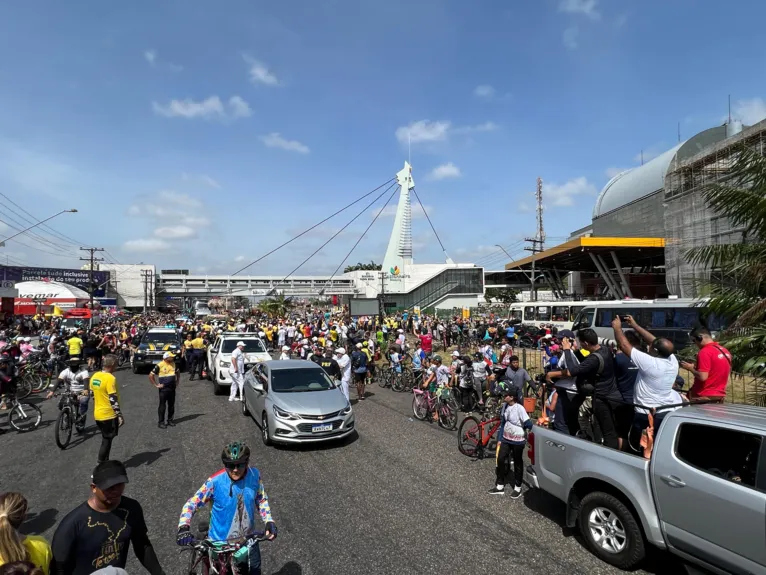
15, 362, 47, 399
458, 412, 501, 458
54, 385, 88, 449
412, 387, 458, 430
183, 526, 269, 575
4, 392, 42, 432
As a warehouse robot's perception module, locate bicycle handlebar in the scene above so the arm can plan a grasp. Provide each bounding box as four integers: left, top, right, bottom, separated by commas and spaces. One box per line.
185, 531, 268, 553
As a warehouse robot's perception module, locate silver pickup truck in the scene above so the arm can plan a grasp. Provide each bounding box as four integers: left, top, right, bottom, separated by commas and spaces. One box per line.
525, 404, 766, 574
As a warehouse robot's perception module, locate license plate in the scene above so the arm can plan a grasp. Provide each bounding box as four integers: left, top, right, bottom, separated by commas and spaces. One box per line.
312, 423, 333, 433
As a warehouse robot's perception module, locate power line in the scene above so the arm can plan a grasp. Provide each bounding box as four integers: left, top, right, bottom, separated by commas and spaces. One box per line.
231, 177, 396, 276
278, 181, 400, 284
0, 192, 87, 248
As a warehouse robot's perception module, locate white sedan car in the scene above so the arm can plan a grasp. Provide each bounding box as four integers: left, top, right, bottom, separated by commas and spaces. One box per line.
207, 334, 271, 395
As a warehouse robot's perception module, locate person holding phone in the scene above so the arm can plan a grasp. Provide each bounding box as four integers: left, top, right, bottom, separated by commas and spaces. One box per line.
680, 326, 731, 401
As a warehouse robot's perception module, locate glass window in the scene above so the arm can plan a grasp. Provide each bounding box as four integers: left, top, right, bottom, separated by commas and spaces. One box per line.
572, 308, 595, 331
536, 306, 551, 321
676, 423, 762, 491
510, 309, 522, 321
271, 368, 336, 393
221, 339, 266, 353
648, 308, 672, 329
524, 307, 535, 322
596, 308, 618, 328
569, 306, 584, 322
673, 309, 701, 329
142, 331, 179, 346
552, 306, 569, 322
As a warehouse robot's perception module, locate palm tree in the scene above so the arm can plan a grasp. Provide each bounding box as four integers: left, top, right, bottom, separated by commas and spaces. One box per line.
685, 145, 766, 402
256, 294, 293, 317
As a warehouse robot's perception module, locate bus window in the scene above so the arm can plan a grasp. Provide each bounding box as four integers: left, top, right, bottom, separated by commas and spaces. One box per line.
596, 308, 618, 327
536, 306, 551, 322
569, 306, 584, 322
524, 306, 535, 322
552, 306, 569, 322
674, 309, 701, 329
509, 309, 522, 322
649, 309, 672, 329
572, 308, 595, 331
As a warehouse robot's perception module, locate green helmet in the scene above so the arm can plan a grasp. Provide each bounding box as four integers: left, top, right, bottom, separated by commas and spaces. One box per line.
221, 441, 250, 465
432, 354, 442, 363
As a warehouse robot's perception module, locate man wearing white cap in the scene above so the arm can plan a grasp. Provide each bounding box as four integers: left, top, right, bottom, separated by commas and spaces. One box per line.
229, 341, 247, 402
335, 347, 351, 401
279, 345, 290, 360
149, 352, 180, 429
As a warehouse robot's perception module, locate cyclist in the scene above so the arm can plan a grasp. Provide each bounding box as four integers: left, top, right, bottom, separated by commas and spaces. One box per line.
177, 442, 276, 575
45, 358, 90, 432
0, 353, 14, 427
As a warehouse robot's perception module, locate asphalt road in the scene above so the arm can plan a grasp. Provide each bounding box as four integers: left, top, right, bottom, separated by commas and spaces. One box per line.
0, 365, 674, 575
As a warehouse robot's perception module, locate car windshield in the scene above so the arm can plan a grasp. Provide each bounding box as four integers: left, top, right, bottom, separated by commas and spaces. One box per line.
62, 319, 87, 329
222, 339, 266, 353
271, 368, 335, 393
143, 332, 178, 346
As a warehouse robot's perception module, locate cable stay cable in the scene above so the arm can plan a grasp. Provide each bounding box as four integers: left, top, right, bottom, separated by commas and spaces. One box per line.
277, 181, 400, 286
411, 187, 450, 259
232, 177, 396, 276
320, 183, 401, 291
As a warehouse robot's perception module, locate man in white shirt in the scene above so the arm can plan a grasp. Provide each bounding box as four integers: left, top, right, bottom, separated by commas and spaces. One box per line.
335, 348, 351, 401
46, 358, 90, 431
612, 315, 679, 439
229, 341, 247, 403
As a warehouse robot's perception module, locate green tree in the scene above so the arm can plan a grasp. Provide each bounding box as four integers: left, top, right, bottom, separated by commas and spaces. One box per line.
484, 287, 518, 304
685, 145, 766, 403
343, 261, 382, 273
257, 294, 294, 317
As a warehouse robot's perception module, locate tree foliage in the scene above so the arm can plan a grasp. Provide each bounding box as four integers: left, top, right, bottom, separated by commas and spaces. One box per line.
484, 287, 518, 304
343, 261, 382, 273
256, 294, 294, 316
685, 145, 766, 398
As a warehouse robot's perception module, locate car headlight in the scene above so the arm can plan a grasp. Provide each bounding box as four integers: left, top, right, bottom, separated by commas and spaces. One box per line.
219, 360, 230, 368
340, 403, 352, 416
273, 406, 300, 421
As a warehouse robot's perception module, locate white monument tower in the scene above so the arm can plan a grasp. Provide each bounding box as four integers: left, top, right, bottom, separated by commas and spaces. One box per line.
381, 162, 415, 292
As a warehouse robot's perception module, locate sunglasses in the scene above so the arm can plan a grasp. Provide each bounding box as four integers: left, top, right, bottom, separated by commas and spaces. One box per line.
224, 462, 248, 470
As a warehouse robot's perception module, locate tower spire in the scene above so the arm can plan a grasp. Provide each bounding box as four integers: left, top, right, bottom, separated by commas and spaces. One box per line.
381, 162, 415, 289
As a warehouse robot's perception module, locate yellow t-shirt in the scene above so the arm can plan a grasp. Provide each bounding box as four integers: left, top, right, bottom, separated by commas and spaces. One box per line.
0, 535, 53, 575
90, 371, 119, 421
183, 339, 193, 350
67, 337, 83, 355
191, 337, 206, 350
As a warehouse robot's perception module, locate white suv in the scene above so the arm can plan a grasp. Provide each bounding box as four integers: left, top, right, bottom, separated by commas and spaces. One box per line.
207, 332, 270, 395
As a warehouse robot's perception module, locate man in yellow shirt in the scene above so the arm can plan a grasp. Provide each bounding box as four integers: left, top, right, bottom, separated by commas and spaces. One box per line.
67, 332, 84, 359
90, 355, 123, 464
189, 334, 206, 381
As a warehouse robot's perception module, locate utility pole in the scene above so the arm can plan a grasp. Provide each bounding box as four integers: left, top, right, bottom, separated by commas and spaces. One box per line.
141, 269, 151, 313
148, 269, 155, 309
378, 270, 386, 323
80, 247, 104, 325
524, 178, 545, 302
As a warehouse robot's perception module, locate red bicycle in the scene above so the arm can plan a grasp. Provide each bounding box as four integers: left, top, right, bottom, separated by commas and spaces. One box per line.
458, 413, 501, 458
182, 526, 269, 575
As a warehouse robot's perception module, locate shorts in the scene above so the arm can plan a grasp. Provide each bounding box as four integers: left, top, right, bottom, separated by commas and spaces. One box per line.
354, 372, 366, 384
96, 417, 119, 439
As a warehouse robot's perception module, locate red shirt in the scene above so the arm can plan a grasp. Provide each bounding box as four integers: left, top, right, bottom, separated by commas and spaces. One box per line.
689, 342, 732, 398
418, 334, 433, 354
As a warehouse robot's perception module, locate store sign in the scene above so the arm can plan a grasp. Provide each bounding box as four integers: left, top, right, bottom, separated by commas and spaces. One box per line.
0, 266, 110, 297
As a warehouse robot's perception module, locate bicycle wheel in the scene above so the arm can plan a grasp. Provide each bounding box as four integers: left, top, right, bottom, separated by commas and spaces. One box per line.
15, 376, 32, 400
9, 402, 42, 432
392, 373, 405, 393
412, 395, 428, 420
438, 400, 458, 430
458, 416, 481, 457
55, 407, 73, 449
185, 547, 210, 575
31, 374, 47, 393
378, 370, 390, 388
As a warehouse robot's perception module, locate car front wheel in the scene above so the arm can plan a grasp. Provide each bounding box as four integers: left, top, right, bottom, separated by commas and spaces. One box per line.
261, 413, 272, 446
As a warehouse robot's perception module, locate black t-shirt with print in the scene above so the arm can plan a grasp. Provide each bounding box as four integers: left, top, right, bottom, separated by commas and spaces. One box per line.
51, 496, 152, 575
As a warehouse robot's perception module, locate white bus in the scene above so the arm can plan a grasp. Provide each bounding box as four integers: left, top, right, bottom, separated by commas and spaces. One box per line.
570, 298, 723, 348
509, 301, 602, 330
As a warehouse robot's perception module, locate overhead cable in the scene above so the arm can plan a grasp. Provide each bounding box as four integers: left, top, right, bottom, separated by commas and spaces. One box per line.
278, 181, 400, 284
411, 187, 448, 254
231, 177, 396, 276
0, 192, 87, 248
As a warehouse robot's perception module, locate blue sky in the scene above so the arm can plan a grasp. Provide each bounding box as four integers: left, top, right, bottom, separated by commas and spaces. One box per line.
1, 0, 765, 276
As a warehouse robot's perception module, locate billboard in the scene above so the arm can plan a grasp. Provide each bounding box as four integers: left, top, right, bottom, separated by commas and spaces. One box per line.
349, 297, 380, 317
0, 266, 111, 297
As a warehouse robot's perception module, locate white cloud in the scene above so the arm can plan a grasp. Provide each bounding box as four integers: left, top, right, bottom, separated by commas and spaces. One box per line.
158, 190, 203, 208
260, 133, 310, 154
245, 56, 279, 86
228, 96, 252, 118
473, 85, 496, 98
559, 0, 600, 20
732, 98, 766, 125
182, 216, 211, 227
154, 225, 196, 239
182, 173, 221, 189
201, 175, 221, 189
152, 96, 251, 120
427, 162, 461, 181
563, 26, 579, 50
547, 177, 598, 207
395, 120, 497, 145
234, 255, 246, 262
123, 238, 171, 253
144, 50, 156, 64
605, 167, 631, 179
127, 205, 141, 216
518, 202, 531, 213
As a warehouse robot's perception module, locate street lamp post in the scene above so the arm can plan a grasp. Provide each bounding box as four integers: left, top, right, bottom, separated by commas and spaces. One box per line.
0, 209, 78, 247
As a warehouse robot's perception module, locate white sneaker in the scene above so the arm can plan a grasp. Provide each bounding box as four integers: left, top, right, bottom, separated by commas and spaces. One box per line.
228, 398, 235, 402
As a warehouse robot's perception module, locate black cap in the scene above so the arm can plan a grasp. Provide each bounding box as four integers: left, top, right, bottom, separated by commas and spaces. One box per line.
92, 460, 129, 490
558, 329, 575, 339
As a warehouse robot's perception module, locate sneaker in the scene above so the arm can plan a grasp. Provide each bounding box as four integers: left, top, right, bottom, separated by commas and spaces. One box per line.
228, 398, 235, 402
167, 420, 176, 427
488, 486, 505, 495
510, 487, 522, 499
158, 422, 167, 429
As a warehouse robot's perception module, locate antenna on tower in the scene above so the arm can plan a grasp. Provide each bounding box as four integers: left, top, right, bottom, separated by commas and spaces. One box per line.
408, 131, 411, 165
728, 94, 732, 124
536, 177, 545, 247
524, 177, 545, 302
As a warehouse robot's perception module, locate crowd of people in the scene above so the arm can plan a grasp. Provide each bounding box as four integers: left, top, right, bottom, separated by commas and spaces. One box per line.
0, 303, 734, 573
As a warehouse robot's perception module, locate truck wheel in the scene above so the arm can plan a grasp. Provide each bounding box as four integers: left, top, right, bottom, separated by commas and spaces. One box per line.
578, 491, 645, 570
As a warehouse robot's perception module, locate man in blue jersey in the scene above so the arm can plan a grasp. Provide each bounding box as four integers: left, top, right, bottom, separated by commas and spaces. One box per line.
176, 442, 277, 575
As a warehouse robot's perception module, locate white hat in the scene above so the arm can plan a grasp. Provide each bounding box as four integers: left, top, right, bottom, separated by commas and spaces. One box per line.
451, 351, 459, 357
335, 347, 346, 354
397, 329, 404, 333
163, 351, 175, 359
312, 336, 318, 341
24, 337, 31, 342
282, 345, 290, 351
355, 342, 362, 348
258, 331, 265, 337
236, 341, 246, 347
